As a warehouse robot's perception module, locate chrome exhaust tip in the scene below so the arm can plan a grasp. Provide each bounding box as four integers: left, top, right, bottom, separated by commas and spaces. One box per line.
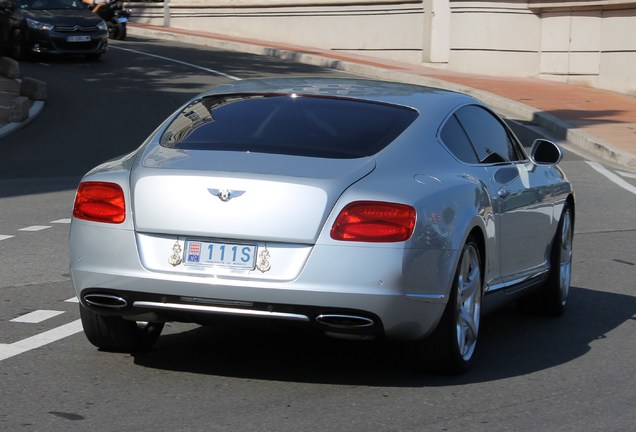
83, 293, 128, 309
315, 314, 374, 329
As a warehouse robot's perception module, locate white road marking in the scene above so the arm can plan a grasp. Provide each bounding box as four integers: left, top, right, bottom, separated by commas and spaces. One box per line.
11, 310, 65, 323
110, 46, 241, 81
586, 162, 636, 196
0, 235, 14, 241
65, 296, 79, 303
51, 218, 71, 224
0, 319, 83, 362
18, 225, 51, 232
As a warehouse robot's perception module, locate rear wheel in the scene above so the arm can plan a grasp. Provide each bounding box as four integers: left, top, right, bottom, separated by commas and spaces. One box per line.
108, 21, 126, 40
115, 23, 126, 40
79, 304, 164, 352
107, 21, 118, 39
417, 236, 483, 374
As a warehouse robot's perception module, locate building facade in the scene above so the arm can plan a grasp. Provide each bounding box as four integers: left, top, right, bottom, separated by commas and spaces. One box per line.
130, 0, 636, 95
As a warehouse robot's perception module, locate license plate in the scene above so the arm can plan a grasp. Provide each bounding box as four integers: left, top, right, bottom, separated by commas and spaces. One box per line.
184, 240, 257, 269
66, 35, 91, 42
117, 17, 128, 23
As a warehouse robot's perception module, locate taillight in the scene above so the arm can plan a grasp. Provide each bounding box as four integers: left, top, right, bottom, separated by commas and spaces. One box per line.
330, 201, 416, 242
73, 182, 126, 224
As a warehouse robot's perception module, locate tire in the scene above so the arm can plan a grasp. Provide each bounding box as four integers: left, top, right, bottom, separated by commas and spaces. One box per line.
115, 24, 126, 40
10, 29, 26, 61
79, 304, 164, 353
417, 236, 483, 374
108, 21, 126, 40
518, 203, 573, 316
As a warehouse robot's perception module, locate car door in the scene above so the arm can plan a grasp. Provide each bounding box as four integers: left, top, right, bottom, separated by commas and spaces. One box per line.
453, 105, 556, 287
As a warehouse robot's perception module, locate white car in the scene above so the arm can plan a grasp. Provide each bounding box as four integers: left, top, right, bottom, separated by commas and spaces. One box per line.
70, 77, 574, 373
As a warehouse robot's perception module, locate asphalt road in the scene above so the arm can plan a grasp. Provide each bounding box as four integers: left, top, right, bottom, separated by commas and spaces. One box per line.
1, 36, 635, 432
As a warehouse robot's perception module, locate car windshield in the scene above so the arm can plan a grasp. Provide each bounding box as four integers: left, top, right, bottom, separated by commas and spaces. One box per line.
159, 94, 419, 159
16, 0, 85, 10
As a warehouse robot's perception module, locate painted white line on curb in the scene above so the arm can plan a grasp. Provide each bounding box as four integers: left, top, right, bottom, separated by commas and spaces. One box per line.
587, 162, 636, 196
0, 320, 83, 362
18, 225, 52, 232
617, 170, 636, 179
11, 310, 65, 324
110, 46, 241, 81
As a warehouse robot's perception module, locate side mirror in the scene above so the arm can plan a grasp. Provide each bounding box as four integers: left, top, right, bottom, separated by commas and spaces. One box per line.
530, 139, 562, 165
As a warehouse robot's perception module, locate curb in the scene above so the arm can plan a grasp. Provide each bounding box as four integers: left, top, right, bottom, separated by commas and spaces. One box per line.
0, 57, 46, 140
0, 100, 45, 140
128, 25, 636, 169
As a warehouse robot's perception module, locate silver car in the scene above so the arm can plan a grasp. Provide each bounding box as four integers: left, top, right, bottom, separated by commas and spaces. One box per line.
70, 77, 574, 373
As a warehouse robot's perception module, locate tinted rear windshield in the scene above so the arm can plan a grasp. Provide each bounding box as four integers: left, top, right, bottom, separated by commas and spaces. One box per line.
159, 94, 418, 158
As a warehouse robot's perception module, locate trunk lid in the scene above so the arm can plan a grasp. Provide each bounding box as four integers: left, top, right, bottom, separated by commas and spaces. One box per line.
130, 147, 375, 244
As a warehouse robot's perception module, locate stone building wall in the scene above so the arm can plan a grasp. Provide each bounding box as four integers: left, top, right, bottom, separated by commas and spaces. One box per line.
128, 0, 636, 95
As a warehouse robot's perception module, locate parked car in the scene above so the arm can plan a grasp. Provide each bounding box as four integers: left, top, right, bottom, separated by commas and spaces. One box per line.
0, 0, 107, 60
70, 77, 574, 373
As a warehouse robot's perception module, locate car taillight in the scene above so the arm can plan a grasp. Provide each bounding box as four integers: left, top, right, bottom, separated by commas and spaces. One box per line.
73, 182, 126, 224
330, 201, 416, 242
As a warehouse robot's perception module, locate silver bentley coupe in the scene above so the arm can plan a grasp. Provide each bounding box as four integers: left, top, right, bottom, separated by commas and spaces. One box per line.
70, 77, 574, 373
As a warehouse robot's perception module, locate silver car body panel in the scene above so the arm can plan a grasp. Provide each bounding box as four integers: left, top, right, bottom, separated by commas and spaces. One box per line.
131, 152, 376, 243
70, 77, 574, 341
485, 162, 562, 287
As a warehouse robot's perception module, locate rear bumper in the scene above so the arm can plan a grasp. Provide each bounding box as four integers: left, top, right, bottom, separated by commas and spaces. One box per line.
70, 222, 451, 341
79, 287, 388, 339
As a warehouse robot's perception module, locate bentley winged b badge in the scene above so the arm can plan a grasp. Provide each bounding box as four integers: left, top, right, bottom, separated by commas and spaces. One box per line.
208, 188, 245, 202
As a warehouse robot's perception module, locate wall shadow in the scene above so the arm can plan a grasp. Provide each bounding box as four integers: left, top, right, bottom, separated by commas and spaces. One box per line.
132, 286, 636, 387
526, 109, 629, 144
544, 109, 628, 127
0, 35, 350, 196
0, 176, 81, 198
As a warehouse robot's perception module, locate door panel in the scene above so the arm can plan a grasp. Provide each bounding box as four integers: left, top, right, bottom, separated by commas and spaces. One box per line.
487, 163, 555, 283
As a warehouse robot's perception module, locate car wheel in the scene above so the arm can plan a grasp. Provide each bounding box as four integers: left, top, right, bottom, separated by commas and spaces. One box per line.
10, 29, 26, 61
418, 236, 483, 374
519, 203, 573, 316
79, 304, 164, 353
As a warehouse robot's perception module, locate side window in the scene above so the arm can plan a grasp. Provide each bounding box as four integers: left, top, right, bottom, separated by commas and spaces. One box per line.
455, 105, 520, 163
440, 114, 479, 164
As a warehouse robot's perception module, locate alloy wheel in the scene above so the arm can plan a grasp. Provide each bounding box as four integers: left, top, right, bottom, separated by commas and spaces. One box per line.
558, 209, 573, 306
455, 242, 482, 361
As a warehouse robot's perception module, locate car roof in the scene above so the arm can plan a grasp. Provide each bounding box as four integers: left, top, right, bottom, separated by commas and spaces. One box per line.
201, 77, 477, 111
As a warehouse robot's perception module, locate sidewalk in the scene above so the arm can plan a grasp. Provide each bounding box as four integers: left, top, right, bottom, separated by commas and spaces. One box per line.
3, 23, 636, 169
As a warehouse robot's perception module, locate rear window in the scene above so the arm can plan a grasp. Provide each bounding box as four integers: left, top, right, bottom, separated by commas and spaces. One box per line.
159, 94, 418, 158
